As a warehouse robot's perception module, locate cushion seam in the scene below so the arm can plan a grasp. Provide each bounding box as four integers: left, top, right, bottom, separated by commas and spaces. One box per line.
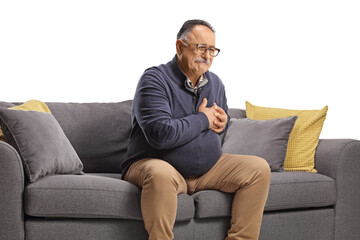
26, 211, 193, 221
196, 200, 335, 218
270, 180, 334, 185
266, 200, 336, 207
26, 188, 140, 194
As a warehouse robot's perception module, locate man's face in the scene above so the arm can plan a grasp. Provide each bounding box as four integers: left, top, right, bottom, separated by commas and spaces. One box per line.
177, 25, 216, 78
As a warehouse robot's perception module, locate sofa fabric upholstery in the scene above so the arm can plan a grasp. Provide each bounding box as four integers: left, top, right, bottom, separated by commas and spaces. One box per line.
24, 172, 336, 220
222, 116, 298, 171
192, 171, 335, 218
0, 107, 83, 182
259, 209, 335, 240
0, 101, 133, 174
315, 139, 360, 239
24, 174, 194, 221
46, 101, 132, 173
0, 100, 359, 240
265, 172, 336, 210
0, 141, 25, 240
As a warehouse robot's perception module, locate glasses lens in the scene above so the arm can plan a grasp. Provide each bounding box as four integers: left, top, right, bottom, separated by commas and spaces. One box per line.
211, 48, 220, 57
197, 45, 207, 54
196, 44, 220, 57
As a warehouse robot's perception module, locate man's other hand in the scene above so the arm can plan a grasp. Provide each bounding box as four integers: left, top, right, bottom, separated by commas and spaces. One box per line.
212, 103, 228, 133
198, 98, 227, 133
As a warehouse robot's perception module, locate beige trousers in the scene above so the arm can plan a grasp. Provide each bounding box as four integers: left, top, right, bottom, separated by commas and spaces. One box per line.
124, 153, 271, 240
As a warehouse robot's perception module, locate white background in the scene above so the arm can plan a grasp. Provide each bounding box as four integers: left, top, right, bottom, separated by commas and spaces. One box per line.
1, 0, 359, 139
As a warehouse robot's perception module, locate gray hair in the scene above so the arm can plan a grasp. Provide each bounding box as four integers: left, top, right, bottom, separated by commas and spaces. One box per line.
177, 19, 215, 40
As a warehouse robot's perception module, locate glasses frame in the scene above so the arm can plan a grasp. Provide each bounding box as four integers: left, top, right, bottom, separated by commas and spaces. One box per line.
182, 40, 221, 57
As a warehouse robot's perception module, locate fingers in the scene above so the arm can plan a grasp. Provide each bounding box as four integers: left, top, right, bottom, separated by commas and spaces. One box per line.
212, 127, 223, 134
211, 103, 227, 134
215, 112, 227, 122
198, 100, 227, 132
214, 103, 227, 122
213, 118, 226, 129
211, 120, 225, 133
214, 103, 226, 114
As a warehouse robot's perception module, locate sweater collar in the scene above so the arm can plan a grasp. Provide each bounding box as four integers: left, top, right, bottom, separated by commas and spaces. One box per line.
169, 55, 187, 85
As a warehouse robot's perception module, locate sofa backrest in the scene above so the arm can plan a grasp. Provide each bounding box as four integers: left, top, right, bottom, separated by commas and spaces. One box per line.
218, 108, 246, 144
0, 100, 245, 174
228, 108, 246, 119
46, 101, 133, 173
0, 100, 133, 173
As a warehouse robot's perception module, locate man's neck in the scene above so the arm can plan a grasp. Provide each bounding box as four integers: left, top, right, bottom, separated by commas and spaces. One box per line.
188, 75, 201, 88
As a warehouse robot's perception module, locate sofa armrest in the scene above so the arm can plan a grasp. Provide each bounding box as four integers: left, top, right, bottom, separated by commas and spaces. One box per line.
315, 139, 360, 240
0, 141, 25, 240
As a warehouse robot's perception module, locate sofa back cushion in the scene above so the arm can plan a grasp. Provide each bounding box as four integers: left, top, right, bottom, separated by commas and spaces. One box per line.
228, 108, 246, 119
220, 108, 246, 144
46, 101, 132, 173
0, 101, 132, 173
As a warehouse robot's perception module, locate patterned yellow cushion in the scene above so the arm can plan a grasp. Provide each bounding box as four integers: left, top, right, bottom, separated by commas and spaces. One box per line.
245, 101, 328, 172
0, 100, 51, 141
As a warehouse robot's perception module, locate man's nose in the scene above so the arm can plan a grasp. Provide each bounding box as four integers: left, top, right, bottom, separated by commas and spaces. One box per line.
202, 49, 211, 58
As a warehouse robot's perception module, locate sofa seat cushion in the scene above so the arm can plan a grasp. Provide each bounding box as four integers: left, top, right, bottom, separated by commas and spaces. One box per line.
24, 173, 194, 221
193, 172, 336, 218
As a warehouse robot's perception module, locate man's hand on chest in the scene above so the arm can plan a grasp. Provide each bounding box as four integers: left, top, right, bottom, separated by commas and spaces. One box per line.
198, 98, 228, 133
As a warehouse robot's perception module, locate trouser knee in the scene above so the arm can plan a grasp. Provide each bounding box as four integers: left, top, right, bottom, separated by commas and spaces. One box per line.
252, 156, 271, 183
143, 161, 186, 194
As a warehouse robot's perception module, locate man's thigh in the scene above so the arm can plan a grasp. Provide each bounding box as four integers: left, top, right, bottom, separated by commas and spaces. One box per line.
187, 153, 270, 194
124, 158, 188, 194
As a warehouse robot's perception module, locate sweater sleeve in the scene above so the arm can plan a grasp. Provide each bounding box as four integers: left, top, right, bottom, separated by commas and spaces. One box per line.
133, 70, 210, 150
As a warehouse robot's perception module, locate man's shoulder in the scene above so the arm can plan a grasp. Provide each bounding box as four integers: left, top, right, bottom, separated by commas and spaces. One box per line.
142, 58, 173, 77
140, 57, 184, 85
143, 63, 164, 74
137, 62, 174, 90
205, 70, 220, 79
205, 70, 224, 86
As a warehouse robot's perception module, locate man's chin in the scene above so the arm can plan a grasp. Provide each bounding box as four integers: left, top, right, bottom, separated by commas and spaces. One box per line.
197, 69, 209, 76
200, 65, 211, 73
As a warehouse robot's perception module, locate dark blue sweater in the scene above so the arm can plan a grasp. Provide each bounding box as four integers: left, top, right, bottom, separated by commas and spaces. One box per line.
121, 56, 229, 177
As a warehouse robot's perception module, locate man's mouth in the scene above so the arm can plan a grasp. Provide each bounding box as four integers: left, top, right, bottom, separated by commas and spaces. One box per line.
195, 58, 211, 65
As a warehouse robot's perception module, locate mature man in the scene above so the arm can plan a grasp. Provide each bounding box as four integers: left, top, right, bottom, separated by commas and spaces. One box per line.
122, 19, 271, 240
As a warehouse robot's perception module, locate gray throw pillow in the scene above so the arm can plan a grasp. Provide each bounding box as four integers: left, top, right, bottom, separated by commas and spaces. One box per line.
222, 116, 297, 172
0, 107, 83, 182
46, 101, 132, 173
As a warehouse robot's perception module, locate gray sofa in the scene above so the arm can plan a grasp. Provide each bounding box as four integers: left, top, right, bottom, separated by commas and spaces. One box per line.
0, 100, 359, 240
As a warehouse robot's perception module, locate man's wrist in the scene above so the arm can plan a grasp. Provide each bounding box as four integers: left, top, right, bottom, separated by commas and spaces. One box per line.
197, 112, 210, 130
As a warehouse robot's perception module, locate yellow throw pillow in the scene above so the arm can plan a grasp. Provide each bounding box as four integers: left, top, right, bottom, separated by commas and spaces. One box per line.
0, 100, 51, 141
245, 101, 328, 172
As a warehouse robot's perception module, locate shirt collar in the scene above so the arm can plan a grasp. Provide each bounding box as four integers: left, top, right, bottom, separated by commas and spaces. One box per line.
186, 75, 208, 89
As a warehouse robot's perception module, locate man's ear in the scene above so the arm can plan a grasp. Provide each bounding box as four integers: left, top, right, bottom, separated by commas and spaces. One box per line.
176, 39, 183, 55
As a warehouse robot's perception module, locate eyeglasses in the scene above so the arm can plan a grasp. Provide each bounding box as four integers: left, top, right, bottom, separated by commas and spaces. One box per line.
182, 40, 221, 57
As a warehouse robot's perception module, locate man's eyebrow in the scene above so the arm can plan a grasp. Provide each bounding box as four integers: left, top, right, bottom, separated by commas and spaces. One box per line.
199, 43, 216, 47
